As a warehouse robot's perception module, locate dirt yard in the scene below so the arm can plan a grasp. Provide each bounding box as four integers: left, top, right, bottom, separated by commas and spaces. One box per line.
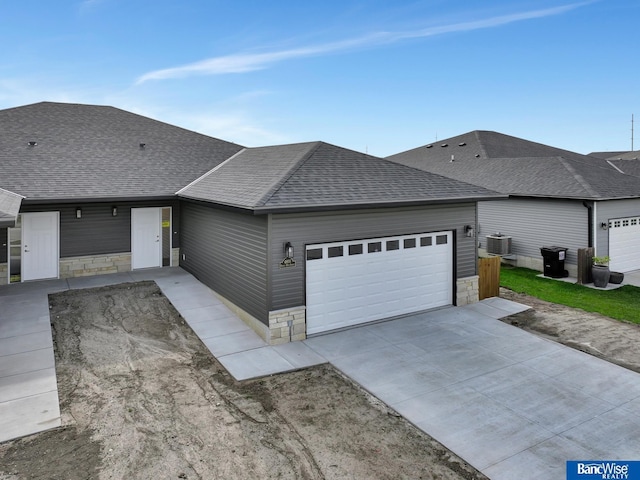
500, 287, 640, 374
0, 282, 484, 480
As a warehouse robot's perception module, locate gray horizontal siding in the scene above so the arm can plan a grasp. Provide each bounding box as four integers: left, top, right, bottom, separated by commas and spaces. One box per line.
478, 198, 588, 266
594, 199, 640, 257
0, 228, 6, 263
269, 204, 477, 311
20, 201, 180, 258
180, 202, 268, 324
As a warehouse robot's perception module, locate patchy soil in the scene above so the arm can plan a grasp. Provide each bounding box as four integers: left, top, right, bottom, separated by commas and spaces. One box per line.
0, 281, 484, 480
500, 287, 640, 374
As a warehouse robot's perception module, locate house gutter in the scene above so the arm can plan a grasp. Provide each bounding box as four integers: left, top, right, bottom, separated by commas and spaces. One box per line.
21, 195, 178, 205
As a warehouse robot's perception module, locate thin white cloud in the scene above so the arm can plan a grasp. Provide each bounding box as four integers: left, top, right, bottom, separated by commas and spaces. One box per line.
136, 2, 591, 84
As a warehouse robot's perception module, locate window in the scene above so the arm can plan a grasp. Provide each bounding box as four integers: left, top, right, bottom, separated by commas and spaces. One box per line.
328, 246, 343, 258
368, 241, 382, 253
436, 235, 448, 245
306, 248, 323, 260
349, 244, 363, 255
386, 240, 399, 251
420, 236, 432, 247
404, 238, 416, 249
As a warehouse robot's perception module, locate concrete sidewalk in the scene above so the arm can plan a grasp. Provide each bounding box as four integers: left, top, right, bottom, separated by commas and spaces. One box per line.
0, 279, 68, 443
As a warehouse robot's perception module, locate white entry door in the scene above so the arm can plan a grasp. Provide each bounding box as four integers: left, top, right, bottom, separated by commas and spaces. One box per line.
306, 231, 453, 335
22, 212, 59, 281
131, 208, 162, 269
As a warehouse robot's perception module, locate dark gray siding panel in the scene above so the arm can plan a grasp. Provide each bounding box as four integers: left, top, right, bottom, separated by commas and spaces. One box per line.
478, 198, 588, 266
0, 228, 6, 263
20, 201, 180, 258
594, 199, 640, 257
269, 204, 476, 311
180, 202, 269, 324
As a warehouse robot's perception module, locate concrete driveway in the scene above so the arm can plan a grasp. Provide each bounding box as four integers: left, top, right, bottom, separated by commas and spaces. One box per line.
304, 299, 640, 480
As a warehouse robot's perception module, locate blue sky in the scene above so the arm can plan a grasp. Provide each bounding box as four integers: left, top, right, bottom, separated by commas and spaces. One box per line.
1, 1, 637, 156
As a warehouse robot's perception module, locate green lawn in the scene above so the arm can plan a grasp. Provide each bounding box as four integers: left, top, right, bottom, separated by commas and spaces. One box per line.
499, 266, 640, 324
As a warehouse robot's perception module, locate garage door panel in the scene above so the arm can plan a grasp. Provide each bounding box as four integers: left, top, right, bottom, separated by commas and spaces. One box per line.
306, 231, 453, 335
609, 217, 640, 272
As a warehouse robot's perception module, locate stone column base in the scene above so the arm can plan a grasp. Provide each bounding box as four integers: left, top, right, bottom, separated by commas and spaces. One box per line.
268, 307, 307, 345
0, 263, 7, 286
456, 275, 479, 306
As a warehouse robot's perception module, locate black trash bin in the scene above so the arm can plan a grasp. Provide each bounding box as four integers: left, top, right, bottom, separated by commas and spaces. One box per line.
540, 246, 569, 278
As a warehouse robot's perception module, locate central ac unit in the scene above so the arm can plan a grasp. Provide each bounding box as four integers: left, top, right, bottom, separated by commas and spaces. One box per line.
486, 234, 512, 255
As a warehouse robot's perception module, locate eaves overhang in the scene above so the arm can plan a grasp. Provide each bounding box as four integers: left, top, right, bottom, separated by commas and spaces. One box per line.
20, 194, 179, 205
507, 193, 640, 202
178, 193, 508, 215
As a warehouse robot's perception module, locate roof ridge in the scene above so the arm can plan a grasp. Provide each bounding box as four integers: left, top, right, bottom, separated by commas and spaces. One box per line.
557, 157, 600, 198
473, 130, 489, 158
175, 148, 247, 195
256, 141, 323, 206
0, 186, 25, 199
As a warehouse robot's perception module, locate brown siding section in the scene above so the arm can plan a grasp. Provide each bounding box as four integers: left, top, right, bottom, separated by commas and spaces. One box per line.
269, 204, 477, 311
180, 202, 269, 324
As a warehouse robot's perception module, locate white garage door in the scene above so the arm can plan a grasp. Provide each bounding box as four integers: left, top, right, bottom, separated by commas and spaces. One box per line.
609, 216, 640, 272
306, 231, 453, 335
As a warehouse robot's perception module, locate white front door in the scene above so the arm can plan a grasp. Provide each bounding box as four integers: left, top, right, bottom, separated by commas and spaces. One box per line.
131, 208, 162, 269
22, 212, 59, 281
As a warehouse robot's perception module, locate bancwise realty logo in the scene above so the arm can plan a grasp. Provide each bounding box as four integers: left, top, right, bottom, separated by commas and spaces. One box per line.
567, 461, 640, 479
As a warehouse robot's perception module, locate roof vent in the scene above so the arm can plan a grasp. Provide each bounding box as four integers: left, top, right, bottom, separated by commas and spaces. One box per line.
139, 143, 146, 149
450, 154, 455, 162
425, 144, 433, 148
28, 141, 37, 147
441, 143, 448, 147
458, 142, 466, 146
475, 154, 480, 158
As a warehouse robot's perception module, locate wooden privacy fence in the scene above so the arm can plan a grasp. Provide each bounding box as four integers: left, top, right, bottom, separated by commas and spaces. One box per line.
479, 256, 501, 300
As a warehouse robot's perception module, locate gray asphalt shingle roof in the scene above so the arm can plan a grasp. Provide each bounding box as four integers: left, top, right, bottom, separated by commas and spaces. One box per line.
0, 188, 23, 227
609, 158, 640, 178
179, 141, 504, 212
0, 102, 244, 201
387, 130, 640, 200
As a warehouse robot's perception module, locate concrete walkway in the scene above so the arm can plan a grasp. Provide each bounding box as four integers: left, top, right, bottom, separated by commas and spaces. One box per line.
0, 279, 67, 443
2, 267, 640, 480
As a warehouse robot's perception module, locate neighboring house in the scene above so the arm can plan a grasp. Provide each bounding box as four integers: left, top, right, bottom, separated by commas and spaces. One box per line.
388, 130, 640, 276
592, 151, 640, 179
0, 102, 502, 343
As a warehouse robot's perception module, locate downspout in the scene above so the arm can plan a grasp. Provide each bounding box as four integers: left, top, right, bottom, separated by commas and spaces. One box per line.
582, 201, 594, 249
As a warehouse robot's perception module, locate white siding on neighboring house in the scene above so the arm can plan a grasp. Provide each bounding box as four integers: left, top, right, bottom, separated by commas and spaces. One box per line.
478, 198, 589, 267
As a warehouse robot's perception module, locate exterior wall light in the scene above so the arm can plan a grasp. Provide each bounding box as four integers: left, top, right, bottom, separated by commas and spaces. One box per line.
464, 225, 475, 237
112, 206, 118, 217
284, 242, 294, 259
601, 222, 608, 230
76, 207, 82, 219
